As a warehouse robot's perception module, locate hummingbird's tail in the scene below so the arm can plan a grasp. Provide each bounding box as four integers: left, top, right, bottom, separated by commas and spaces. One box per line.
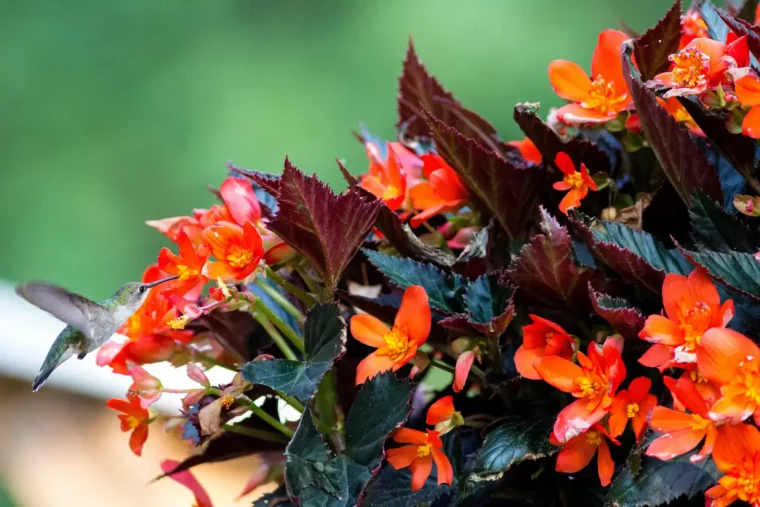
32, 335, 75, 392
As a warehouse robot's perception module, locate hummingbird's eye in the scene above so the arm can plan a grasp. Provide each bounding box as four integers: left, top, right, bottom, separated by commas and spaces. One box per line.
138, 286, 147, 294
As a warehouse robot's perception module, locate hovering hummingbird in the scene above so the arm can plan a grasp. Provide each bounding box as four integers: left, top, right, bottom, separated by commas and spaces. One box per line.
16, 276, 178, 391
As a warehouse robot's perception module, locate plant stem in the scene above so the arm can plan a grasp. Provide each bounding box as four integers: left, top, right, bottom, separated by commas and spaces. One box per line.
253, 298, 306, 355
193, 352, 238, 372
277, 391, 305, 413
223, 423, 289, 443
431, 359, 456, 375
255, 277, 305, 321
239, 394, 295, 437
266, 267, 316, 307
296, 265, 322, 299
251, 311, 299, 361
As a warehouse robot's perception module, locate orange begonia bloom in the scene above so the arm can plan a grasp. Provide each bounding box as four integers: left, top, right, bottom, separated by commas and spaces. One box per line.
639, 268, 733, 370
646, 376, 718, 463
146, 215, 203, 246
386, 428, 453, 491
157, 229, 209, 296
514, 314, 575, 380
659, 97, 703, 136
706, 423, 760, 507
107, 396, 151, 456
679, 11, 709, 49
160, 459, 214, 507
508, 138, 542, 164
608, 376, 657, 441
350, 285, 431, 384
735, 74, 760, 139
698, 327, 760, 425
409, 154, 469, 227
548, 29, 631, 125
552, 152, 598, 215
426, 395, 463, 435
551, 424, 619, 486
360, 143, 408, 211
202, 221, 264, 281
534, 336, 626, 443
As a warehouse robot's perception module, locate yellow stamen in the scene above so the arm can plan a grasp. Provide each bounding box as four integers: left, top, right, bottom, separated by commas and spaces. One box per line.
581, 76, 628, 116
690, 370, 708, 383
417, 443, 432, 457
626, 403, 640, 418
669, 48, 710, 89
167, 315, 190, 330
125, 415, 141, 429
585, 430, 602, 446
382, 185, 400, 201
220, 394, 235, 408
226, 245, 254, 269
690, 414, 710, 432
576, 376, 601, 398
565, 171, 585, 188
177, 264, 199, 281
381, 326, 410, 360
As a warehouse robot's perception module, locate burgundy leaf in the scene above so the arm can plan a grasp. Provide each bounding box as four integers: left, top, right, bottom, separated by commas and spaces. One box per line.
588, 284, 646, 341
622, 43, 722, 205
738, 0, 760, 23
266, 158, 382, 293
513, 103, 612, 174
397, 39, 507, 155
426, 112, 543, 240
233, 166, 282, 197
633, 0, 682, 81
439, 271, 515, 336
505, 207, 595, 313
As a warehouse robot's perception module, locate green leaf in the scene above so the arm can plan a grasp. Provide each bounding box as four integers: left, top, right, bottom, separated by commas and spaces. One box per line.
363, 248, 467, 313
468, 417, 557, 481
440, 271, 515, 335
605, 454, 719, 507
362, 466, 451, 507
252, 484, 293, 507
689, 190, 755, 253
589, 285, 645, 341
680, 247, 760, 301
242, 304, 346, 403
344, 372, 415, 467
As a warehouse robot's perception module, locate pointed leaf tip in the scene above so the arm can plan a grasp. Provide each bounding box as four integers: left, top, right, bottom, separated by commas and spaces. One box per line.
633, 0, 682, 81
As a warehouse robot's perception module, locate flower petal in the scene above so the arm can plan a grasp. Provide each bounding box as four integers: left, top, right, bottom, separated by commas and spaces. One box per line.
514, 344, 545, 380
128, 423, 149, 457
431, 448, 454, 486
554, 398, 609, 443
393, 428, 429, 445
597, 439, 614, 487
555, 433, 597, 473
591, 29, 630, 96
355, 351, 396, 385
386, 445, 419, 469
548, 60, 592, 102
409, 182, 441, 210
350, 314, 390, 348
628, 377, 652, 402
454, 350, 475, 392
736, 75, 760, 107
534, 356, 583, 393
160, 459, 213, 507
743, 104, 760, 139
554, 152, 576, 175
639, 315, 683, 345
558, 186, 584, 215
395, 286, 431, 346
638, 343, 674, 369
645, 428, 704, 461
426, 396, 455, 426
410, 454, 433, 491
697, 328, 760, 387
712, 422, 760, 472
649, 406, 696, 432
220, 177, 261, 226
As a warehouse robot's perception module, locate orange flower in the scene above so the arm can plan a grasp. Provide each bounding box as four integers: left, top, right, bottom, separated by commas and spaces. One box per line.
697, 327, 760, 425
734, 74, 760, 138
534, 336, 626, 443
107, 396, 151, 456
158, 229, 209, 296
638, 268, 734, 370
654, 36, 748, 98
219, 176, 261, 227
426, 395, 463, 435
195, 204, 233, 228
350, 286, 431, 384
160, 459, 214, 507
552, 152, 597, 215
202, 221, 264, 281
514, 314, 575, 380
679, 11, 709, 49
658, 97, 703, 136
409, 154, 469, 227
360, 142, 408, 211
386, 428, 453, 491
548, 29, 631, 125
146, 215, 203, 245
508, 138, 542, 164
706, 423, 760, 507
551, 424, 619, 486
646, 376, 717, 463
608, 376, 657, 441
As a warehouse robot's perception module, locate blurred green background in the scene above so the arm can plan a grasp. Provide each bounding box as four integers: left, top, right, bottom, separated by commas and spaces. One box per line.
1, 0, 671, 299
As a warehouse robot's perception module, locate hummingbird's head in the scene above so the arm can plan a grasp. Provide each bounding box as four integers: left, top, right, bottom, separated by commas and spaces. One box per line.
113, 276, 179, 312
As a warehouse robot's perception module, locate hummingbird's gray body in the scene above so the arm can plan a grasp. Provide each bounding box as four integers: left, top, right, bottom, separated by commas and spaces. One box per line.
16, 277, 177, 391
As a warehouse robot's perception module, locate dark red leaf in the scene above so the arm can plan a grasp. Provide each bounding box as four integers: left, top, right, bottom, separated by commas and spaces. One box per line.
738, 0, 760, 23
233, 166, 282, 197
397, 39, 507, 155
622, 43, 723, 205
588, 284, 646, 340
505, 207, 595, 313
513, 103, 612, 174
426, 111, 543, 240
266, 158, 382, 293
633, 0, 682, 81
439, 271, 515, 336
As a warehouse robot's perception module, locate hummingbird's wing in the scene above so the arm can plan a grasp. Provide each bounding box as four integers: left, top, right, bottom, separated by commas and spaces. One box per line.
15, 282, 108, 339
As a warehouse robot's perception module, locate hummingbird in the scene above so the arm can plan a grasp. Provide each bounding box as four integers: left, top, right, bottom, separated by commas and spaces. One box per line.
16, 276, 178, 391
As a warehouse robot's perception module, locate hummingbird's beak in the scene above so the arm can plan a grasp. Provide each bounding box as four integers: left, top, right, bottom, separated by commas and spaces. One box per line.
145, 275, 180, 288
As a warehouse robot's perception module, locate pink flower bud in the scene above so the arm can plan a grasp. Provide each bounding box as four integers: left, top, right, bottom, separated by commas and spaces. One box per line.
187, 363, 210, 387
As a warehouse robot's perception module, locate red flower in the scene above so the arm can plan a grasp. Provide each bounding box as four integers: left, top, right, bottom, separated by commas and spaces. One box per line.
360, 143, 408, 211
646, 376, 717, 463
551, 424, 619, 486
534, 336, 626, 443
146, 215, 203, 245
514, 314, 575, 380
107, 396, 150, 456
160, 460, 214, 507
127, 362, 163, 409
706, 423, 760, 507
639, 268, 734, 370
219, 176, 261, 227
157, 229, 209, 296
734, 74, 760, 138
552, 152, 597, 215
608, 376, 657, 441
426, 395, 463, 435
548, 29, 631, 125
202, 221, 264, 281
386, 428, 453, 491
350, 285, 431, 384
409, 154, 469, 227
508, 138, 542, 164
679, 11, 709, 49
